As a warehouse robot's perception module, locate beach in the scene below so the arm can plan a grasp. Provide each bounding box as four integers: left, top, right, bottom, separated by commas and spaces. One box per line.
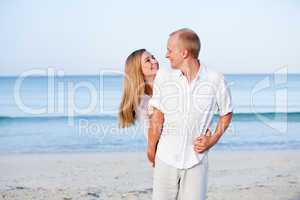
0, 74, 300, 200
0, 150, 299, 200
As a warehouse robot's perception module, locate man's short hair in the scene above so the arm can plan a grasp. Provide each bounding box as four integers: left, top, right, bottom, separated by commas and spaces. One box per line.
170, 28, 201, 58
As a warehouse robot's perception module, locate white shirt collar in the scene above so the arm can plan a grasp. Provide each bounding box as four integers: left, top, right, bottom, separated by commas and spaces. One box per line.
175, 62, 206, 82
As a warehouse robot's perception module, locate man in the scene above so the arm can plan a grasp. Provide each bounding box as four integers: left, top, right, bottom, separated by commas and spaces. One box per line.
147, 28, 233, 200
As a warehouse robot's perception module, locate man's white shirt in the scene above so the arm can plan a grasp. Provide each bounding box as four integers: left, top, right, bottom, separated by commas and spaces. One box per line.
148, 64, 233, 169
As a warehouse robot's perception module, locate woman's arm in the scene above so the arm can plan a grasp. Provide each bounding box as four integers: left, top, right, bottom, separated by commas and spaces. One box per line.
147, 107, 164, 167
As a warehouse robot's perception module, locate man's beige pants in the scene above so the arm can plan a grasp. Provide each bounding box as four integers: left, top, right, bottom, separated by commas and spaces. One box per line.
152, 155, 208, 200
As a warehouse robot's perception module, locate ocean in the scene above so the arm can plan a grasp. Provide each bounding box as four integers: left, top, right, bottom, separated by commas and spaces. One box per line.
0, 72, 299, 153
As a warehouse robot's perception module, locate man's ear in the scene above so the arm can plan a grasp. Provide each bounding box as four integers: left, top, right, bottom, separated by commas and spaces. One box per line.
182, 49, 189, 59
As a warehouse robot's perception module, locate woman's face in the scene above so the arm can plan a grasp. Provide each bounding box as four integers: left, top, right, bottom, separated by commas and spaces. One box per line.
140, 51, 159, 78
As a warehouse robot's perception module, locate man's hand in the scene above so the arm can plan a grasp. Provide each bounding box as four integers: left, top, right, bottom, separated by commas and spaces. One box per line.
193, 129, 213, 153
194, 112, 233, 154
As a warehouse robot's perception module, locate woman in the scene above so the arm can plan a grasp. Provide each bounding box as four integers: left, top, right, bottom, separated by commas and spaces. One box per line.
118, 49, 158, 130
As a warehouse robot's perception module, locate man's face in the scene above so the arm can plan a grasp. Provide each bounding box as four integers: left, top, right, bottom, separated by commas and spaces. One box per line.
165, 35, 184, 69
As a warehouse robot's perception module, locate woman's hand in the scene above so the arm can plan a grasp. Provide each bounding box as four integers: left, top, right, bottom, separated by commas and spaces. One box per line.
147, 146, 156, 167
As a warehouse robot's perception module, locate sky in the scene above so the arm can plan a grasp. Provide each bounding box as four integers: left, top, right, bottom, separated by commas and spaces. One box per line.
0, 0, 299, 75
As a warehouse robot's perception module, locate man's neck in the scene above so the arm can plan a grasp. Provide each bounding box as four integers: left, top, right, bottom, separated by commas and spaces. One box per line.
180, 58, 200, 83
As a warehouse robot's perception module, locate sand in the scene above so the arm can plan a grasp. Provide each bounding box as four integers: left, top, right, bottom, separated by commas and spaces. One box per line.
0, 150, 299, 200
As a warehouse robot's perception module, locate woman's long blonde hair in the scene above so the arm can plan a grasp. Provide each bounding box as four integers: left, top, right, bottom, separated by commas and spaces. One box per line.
118, 49, 149, 128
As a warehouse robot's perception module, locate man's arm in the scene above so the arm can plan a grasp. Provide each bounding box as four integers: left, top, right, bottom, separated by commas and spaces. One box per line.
147, 107, 164, 167
194, 112, 232, 153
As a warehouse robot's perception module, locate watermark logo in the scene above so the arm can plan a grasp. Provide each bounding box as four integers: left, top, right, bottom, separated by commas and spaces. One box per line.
250, 66, 288, 133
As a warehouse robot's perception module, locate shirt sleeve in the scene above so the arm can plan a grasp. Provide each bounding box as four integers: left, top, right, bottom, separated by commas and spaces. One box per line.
216, 75, 233, 116
148, 68, 165, 115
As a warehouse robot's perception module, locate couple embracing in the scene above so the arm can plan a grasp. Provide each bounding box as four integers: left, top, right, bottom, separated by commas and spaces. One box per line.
119, 28, 233, 200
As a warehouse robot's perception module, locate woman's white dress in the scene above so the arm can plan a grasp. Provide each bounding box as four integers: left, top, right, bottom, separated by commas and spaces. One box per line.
135, 94, 152, 139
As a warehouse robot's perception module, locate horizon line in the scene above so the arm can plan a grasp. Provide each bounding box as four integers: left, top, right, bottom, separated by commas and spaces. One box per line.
1, 72, 299, 78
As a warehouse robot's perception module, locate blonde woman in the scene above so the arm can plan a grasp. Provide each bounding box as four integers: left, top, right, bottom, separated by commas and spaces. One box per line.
118, 49, 158, 132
